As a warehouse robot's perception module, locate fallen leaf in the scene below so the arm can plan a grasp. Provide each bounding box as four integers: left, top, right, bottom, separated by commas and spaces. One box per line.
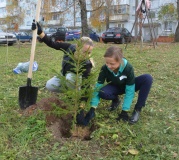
128, 149, 139, 155
173, 152, 178, 158
114, 141, 120, 146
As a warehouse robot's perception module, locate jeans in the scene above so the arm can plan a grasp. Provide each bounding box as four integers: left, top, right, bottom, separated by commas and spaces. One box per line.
98, 74, 153, 111
45, 73, 82, 92
45, 73, 87, 102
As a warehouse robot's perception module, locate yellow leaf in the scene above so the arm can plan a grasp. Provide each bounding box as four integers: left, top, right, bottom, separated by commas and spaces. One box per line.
128, 149, 139, 155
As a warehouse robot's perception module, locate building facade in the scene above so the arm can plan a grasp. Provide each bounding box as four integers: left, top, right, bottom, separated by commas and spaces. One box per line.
0, 0, 177, 41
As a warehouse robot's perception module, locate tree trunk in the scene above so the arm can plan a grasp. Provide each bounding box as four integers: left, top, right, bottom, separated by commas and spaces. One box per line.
175, 0, 179, 42
105, 14, 109, 30
175, 25, 179, 42
79, 0, 89, 36
105, 0, 112, 30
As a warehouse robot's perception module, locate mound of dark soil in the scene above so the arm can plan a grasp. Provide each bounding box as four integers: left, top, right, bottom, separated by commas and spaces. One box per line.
21, 96, 96, 141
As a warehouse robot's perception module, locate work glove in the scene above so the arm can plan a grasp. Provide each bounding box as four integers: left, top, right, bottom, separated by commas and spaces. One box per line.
76, 109, 85, 125
31, 20, 43, 35
83, 107, 95, 125
76, 107, 95, 126
116, 110, 129, 122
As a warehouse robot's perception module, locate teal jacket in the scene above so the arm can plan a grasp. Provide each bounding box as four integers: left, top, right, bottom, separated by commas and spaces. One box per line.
90, 58, 135, 111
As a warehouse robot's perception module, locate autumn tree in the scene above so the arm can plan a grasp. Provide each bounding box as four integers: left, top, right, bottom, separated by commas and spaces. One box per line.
40, 0, 74, 27
158, 3, 177, 36
89, 0, 106, 32
4, 0, 25, 31
90, 0, 121, 31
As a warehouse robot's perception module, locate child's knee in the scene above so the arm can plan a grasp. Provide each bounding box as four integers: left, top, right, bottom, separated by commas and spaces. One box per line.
145, 74, 153, 85
45, 76, 60, 92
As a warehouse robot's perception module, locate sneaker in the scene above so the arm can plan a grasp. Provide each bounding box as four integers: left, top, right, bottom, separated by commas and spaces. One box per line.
107, 98, 120, 111
129, 110, 140, 124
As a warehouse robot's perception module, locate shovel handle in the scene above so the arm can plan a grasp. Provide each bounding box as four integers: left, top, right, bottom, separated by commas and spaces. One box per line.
28, 0, 41, 79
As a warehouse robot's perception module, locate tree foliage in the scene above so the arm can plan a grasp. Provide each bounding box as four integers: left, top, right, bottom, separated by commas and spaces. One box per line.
90, 0, 120, 31
90, 0, 106, 32
41, 0, 73, 26
158, 3, 177, 21
4, 0, 25, 31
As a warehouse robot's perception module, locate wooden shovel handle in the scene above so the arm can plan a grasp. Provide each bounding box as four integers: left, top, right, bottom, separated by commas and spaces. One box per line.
28, 0, 41, 79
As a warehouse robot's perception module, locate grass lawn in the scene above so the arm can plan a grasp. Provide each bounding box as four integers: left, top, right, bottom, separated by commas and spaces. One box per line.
0, 41, 179, 160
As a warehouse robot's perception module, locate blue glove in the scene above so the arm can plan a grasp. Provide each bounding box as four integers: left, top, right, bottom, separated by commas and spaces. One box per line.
76, 108, 95, 126
31, 20, 42, 35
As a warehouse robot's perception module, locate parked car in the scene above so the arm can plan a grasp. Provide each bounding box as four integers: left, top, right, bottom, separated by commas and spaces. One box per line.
44, 27, 67, 42
88, 29, 100, 42
44, 27, 57, 36
65, 29, 81, 41
14, 32, 32, 43
0, 29, 17, 46
66, 29, 100, 42
102, 27, 132, 44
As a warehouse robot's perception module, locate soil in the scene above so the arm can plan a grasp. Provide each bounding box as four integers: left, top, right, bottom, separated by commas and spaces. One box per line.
20, 96, 96, 141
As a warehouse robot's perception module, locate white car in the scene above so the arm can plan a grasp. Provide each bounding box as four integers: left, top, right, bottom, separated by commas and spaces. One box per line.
0, 29, 17, 46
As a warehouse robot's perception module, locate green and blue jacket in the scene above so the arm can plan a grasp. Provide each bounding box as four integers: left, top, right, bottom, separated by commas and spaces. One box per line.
90, 58, 135, 111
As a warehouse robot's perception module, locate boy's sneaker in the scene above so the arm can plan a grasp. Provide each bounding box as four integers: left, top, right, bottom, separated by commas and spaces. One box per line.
107, 98, 120, 111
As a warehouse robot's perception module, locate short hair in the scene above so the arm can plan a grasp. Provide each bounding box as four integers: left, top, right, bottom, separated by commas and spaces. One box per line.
104, 46, 123, 62
80, 36, 93, 46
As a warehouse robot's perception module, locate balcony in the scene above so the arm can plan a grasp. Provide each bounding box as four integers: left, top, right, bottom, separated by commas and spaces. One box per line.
109, 4, 130, 22
109, 14, 129, 22
48, 20, 60, 25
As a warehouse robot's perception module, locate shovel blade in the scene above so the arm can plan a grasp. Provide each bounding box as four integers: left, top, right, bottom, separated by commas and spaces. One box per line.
19, 86, 38, 109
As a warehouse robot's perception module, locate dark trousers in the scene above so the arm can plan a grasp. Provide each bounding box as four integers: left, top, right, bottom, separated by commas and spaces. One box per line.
98, 74, 153, 111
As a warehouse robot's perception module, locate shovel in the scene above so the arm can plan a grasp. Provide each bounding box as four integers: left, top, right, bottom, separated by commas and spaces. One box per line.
18, 0, 42, 109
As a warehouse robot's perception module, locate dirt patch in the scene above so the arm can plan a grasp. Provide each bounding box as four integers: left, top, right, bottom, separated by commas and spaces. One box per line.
20, 96, 96, 141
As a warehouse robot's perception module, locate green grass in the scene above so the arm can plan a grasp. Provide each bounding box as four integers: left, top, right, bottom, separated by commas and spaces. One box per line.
0, 42, 179, 160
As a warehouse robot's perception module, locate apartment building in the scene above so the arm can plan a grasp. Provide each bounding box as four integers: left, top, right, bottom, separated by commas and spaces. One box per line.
106, 0, 177, 41
0, 0, 177, 41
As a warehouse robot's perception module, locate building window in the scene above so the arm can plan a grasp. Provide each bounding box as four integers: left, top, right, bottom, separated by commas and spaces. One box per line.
26, 21, 31, 26
118, 6, 126, 14
0, 20, 5, 25
0, 7, 6, 14
149, 11, 155, 18
113, 5, 129, 15
132, 6, 136, 14
118, 23, 124, 28
164, 21, 172, 31
52, 14, 59, 20
76, 17, 81, 22
26, 10, 31, 16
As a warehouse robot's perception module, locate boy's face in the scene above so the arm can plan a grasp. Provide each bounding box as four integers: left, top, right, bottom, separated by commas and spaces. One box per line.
104, 57, 120, 72
74, 44, 93, 61
82, 44, 93, 54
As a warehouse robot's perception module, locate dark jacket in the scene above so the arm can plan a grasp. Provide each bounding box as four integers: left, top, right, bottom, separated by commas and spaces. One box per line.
41, 35, 93, 77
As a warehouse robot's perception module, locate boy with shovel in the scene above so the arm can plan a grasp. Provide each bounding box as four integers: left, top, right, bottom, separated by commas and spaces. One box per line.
31, 21, 96, 125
